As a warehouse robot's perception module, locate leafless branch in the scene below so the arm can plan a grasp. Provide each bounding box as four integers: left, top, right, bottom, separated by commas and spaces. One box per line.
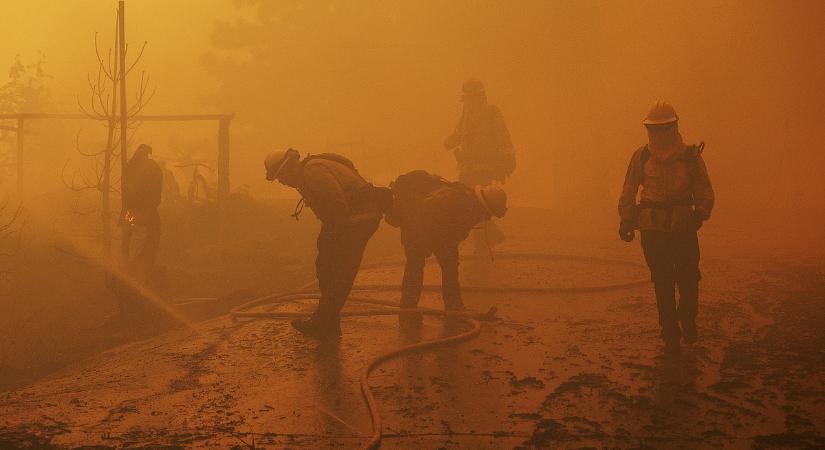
125, 40, 148, 75
94, 32, 116, 81
61, 157, 100, 193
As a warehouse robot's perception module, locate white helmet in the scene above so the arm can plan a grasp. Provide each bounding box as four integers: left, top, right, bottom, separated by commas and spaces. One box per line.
642, 100, 678, 125
264, 148, 299, 181
474, 184, 507, 218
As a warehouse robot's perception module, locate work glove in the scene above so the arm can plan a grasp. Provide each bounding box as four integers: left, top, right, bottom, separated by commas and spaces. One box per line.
618, 220, 635, 242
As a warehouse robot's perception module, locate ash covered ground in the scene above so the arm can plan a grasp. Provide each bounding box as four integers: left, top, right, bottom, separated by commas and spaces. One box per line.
0, 201, 823, 449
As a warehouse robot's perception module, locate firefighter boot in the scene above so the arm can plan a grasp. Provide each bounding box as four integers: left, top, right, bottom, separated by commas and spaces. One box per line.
291, 314, 341, 341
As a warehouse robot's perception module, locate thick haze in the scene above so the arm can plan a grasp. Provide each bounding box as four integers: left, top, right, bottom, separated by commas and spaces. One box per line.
2, 0, 824, 209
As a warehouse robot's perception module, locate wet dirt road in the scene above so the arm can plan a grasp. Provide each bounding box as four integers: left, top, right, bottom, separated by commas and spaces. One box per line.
0, 209, 823, 449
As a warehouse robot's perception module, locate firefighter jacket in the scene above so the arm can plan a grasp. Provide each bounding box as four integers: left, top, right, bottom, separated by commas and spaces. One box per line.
401, 183, 489, 254
124, 158, 162, 216
297, 157, 379, 225
618, 145, 715, 231
445, 104, 515, 180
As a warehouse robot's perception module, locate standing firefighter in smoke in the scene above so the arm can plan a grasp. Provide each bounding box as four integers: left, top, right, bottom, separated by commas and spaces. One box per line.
122, 144, 163, 279
384, 170, 507, 323
618, 101, 715, 353
444, 78, 515, 254
264, 149, 392, 340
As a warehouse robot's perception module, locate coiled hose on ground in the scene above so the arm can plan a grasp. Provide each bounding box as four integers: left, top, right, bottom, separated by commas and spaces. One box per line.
228, 252, 648, 449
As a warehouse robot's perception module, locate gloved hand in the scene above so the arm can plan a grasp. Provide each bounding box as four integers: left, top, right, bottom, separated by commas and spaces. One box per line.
619, 221, 635, 242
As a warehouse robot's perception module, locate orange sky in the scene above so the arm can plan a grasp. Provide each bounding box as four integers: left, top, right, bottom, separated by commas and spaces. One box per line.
2, 0, 824, 209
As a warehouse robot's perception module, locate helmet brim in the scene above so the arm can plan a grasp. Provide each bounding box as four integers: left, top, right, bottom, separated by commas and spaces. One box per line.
642, 117, 678, 125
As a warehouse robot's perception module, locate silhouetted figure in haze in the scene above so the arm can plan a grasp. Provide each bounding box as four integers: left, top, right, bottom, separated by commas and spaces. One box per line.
618, 101, 715, 354
264, 149, 391, 340
157, 159, 181, 202
444, 78, 515, 254
123, 144, 163, 279
384, 170, 507, 325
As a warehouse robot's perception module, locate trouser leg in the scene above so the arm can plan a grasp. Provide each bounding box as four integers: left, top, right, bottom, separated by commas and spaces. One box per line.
435, 245, 464, 310
313, 224, 337, 325
399, 248, 426, 329
135, 210, 161, 277
121, 225, 133, 270
654, 280, 679, 337
314, 219, 379, 326
400, 249, 426, 309
641, 231, 680, 342
674, 230, 701, 340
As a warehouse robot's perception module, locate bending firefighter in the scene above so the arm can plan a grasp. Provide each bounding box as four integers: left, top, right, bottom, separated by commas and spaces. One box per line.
618, 101, 715, 353
385, 171, 507, 322
444, 78, 515, 254
264, 149, 391, 340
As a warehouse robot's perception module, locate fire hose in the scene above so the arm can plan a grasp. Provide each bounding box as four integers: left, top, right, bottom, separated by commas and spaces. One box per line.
228, 252, 648, 449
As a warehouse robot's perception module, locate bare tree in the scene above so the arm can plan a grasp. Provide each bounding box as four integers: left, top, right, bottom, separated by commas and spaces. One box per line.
61, 9, 154, 257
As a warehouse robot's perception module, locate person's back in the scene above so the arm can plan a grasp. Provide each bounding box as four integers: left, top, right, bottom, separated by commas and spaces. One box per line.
389, 170, 506, 316
401, 182, 484, 254
125, 153, 162, 216
298, 155, 375, 224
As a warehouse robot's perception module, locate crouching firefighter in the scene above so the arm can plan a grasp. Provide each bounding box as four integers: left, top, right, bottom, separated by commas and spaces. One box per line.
618, 101, 715, 353
384, 170, 507, 323
264, 149, 392, 340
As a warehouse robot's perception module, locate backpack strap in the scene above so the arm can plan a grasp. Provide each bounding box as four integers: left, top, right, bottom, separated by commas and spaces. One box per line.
302, 152, 360, 174
684, 141, 705, 170
294, 152, 362, 221
640, 145, 650, 166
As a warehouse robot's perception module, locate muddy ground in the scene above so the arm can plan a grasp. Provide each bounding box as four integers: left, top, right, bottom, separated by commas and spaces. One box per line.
0, 203, 823, 449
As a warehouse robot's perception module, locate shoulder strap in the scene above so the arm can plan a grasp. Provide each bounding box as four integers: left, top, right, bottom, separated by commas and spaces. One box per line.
684, 141, 705, 170
302, 153, 359, 173
640, 145, 650, 166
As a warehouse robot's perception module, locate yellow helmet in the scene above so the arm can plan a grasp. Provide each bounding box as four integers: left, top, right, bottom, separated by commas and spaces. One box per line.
643, 100, 678, 125
264, 148, 299, 181
474, 184, 507, 218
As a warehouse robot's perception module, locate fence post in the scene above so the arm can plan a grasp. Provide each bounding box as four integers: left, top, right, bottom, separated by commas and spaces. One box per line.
217, 115, 232, 241
16, 118, 24, 198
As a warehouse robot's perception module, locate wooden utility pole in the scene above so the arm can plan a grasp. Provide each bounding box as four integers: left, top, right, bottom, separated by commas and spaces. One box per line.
217, 117, 230, 203
101, 16, 120, 257
118, 0, 129, 259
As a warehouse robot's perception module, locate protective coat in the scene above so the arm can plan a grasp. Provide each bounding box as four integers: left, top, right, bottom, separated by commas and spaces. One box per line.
618, 146, 715, 231
124, 158, 162, 218
297, 157, 377, 224
445, 104, 515, 185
